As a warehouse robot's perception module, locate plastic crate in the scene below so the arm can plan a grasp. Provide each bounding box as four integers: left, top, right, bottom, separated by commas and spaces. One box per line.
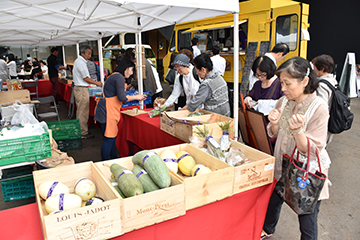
1, 165, 33, 179
0, 132, 52, 166
1, 176, 35, 201
88, 86, 102, 97
122, 90, 152, 108
46, 119, 81, 140
56, 138, 82, 151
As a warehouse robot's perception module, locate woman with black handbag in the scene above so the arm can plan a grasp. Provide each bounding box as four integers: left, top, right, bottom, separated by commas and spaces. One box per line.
261, 57, 331, 240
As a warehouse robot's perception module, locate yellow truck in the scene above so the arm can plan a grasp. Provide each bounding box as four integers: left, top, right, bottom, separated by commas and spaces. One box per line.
162, 0, 310, 86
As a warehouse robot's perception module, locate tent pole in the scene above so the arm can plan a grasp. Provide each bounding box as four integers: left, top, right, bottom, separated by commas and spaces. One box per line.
62, 45, 67, 77
97, 38, 104, 85
76, 43, 79, 57
136, 30, 144, 109
233, 12, 239, 141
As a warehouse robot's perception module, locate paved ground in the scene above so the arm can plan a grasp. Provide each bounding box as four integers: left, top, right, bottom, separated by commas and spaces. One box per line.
1, 81, 359, 239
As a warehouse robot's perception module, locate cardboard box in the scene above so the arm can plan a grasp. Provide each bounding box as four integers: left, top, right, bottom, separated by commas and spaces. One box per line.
230, 141, 274, 194
151, 144, 234, 210
160, 109, 234, 143
94, 157, 185, 233
33, 162, 122, 240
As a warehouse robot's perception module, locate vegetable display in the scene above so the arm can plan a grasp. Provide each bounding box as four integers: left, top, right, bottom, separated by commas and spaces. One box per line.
176, 151, 196, 176
191, 164, 212, 177
110, 163, 144, 197
39, 181, 70, 200
45, 193, 82, 214
132, 150, 171, 188
160, 149, 178, 173
132, 164, 160, 193
74, 178, 97, 201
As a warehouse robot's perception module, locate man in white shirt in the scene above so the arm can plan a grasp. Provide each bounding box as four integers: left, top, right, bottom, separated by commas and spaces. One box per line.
210, 45, 226, 76
248, 43, 289, 91
162, 54, 201, 109
26, 54, 33, 63
73, 45, 102, 139
191, 38, 201, 59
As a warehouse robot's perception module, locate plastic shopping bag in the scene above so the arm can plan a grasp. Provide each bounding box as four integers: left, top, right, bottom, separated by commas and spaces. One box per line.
11, 100, 39, 126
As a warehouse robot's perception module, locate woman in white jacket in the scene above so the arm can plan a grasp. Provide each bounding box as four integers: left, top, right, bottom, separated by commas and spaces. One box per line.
312, 54, 337, 144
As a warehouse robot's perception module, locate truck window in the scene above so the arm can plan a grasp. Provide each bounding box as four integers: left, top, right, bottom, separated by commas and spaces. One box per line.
125, 33, 136, 44
178, 29, 191, 51
144, 48, 155, 59
276, 14, 298, 51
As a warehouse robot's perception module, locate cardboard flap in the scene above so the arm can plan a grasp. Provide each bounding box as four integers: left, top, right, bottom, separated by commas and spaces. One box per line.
0, 90, 33, 106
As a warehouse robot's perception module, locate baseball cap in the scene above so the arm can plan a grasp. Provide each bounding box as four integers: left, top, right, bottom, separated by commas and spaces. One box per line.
171, 53, 190, 67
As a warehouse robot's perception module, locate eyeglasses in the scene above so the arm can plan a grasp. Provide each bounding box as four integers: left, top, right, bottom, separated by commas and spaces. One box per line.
175, 65, 183, 70
255, 73, 267, 78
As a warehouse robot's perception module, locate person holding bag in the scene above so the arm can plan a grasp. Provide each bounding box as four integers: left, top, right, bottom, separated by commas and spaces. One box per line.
261, 57, 331, 240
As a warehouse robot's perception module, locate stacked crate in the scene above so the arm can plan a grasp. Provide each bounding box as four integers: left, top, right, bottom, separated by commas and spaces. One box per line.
46, 119, 82, 151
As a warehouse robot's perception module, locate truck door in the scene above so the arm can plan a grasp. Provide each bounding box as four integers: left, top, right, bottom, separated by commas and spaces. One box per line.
272, 3, 306, 64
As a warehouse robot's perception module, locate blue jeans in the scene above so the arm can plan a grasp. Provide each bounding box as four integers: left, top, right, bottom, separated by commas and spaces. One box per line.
263, 184, 321, 240
100, 123, 118, 160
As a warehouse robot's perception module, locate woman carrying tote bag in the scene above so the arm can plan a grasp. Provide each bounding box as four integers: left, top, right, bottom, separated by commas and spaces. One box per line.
261, 57, 331, 240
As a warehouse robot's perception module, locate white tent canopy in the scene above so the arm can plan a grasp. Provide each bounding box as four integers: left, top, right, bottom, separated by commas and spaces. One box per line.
0, 0, 240, 139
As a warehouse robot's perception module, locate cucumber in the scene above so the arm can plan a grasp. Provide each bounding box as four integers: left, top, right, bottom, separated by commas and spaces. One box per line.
132, 150, 171, 188
132, 165, 160, 193
110, 178, 126, 198
110, 163, 143, 197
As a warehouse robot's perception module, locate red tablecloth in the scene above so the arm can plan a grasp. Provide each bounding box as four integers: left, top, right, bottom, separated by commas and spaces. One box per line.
116, 109, 184, 157
3, 80, 53, 98
0, 181, 275, 240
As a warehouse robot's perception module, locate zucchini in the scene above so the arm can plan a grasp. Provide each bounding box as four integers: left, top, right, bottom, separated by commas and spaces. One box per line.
110, 163, 143, 197
132, 165, 160, 193
132, 150, 171, 188
110, 178, 126, 198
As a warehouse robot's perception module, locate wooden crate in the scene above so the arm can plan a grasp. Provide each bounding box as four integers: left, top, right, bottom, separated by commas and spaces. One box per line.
151, 144, 234, 210
230, 141, 275, 194
160, 109, 234, 143
94, 157, 185, 233
33, 162, 122, 240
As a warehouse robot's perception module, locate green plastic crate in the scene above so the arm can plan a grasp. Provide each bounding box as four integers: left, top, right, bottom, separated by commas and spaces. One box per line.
1, 176, 35, 201
56, 138, 82, 152
46, 119, 81, 140
0, 132, 52, 166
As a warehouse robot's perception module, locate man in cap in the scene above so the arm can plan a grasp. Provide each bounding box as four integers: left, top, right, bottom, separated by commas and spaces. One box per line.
162, 53, 202, 109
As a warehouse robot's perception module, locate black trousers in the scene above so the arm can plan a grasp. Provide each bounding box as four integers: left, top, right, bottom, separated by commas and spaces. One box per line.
263, 186, 321, 240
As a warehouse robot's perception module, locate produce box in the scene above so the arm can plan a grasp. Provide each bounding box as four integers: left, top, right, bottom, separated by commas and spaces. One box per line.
33, 162, 122, 240
151, 144, 234, 210
59, 78, 73, 85
0, 130, 52, 166
56, 138, 82, 152
94, 157, 185, 233
230, 140, 274, 194
88, 86, 102, 97
1, 176, 35, 201
160, 109, 234, 143
121, 90, 152, 108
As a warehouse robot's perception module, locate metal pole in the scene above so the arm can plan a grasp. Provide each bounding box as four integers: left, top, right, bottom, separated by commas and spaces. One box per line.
136, 31, 144, 109
76, 43, 79, 57
62, 45, 67, 77
233, 12, 239, 141
97, 38, 104, 85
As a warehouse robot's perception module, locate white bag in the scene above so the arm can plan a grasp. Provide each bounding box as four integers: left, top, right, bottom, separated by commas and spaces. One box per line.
11, 100, 39, 125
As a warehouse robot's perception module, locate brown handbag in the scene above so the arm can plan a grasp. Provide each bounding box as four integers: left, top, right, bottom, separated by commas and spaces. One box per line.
275, 138, 327, 215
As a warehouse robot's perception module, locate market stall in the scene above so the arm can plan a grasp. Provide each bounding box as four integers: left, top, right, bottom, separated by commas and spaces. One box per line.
3, 80, 53, 98
0, 181, 275, 240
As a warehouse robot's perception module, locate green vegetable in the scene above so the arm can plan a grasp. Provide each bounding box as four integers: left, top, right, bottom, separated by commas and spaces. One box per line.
110, 178, 126, 198
132, 150, 171, 188
188, 112, 204, 117
132, 165, 160, 193
110, 163, 143, 197
194, 125, 225, 160
148, 106, 167, 118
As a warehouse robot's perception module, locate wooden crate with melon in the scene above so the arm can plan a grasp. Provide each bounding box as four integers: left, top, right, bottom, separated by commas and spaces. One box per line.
32, 162, 122, 240
152, 143, 234, 210
160, 109, 234, 143
229, 140, 275, 194
94, 152, 185, 233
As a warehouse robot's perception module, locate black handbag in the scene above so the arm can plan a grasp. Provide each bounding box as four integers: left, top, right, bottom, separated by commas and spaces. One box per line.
165, 68, 177, 85
275, 138, 327, 215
